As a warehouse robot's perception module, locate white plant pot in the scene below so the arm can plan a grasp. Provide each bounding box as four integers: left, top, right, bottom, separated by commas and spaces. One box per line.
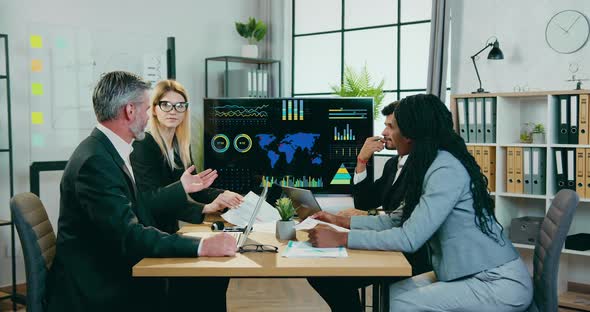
532, 133, 545, 144
241, 44, 258, 58
276, 220, 296, 240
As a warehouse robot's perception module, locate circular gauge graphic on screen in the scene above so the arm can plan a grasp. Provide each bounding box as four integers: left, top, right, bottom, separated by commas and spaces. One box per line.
211, 134, 230, 153
233, 134, 253, 153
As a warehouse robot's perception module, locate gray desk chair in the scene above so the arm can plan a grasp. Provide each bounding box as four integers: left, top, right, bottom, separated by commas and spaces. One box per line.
528, 189, 579, 312
10, 192, 56, 312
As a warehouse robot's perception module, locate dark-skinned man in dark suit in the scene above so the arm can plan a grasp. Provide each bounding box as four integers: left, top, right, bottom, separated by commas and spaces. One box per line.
46, 71, 236, 312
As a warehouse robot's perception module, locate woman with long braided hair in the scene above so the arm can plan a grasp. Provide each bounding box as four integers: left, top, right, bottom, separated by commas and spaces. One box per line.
308, 94, 533, 311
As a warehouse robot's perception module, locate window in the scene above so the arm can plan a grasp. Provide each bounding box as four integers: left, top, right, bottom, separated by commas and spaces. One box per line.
292, 0, 450, 136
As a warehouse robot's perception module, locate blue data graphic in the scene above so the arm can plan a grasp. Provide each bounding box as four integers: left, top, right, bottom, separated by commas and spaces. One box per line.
213, 104, 269, 118
256, 133, 322, 169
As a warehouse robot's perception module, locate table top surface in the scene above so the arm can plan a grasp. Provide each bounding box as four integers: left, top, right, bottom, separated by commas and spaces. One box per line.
132, 224, 412, 278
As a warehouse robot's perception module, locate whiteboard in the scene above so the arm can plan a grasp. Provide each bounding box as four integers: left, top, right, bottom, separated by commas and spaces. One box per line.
27, 23, 167, 161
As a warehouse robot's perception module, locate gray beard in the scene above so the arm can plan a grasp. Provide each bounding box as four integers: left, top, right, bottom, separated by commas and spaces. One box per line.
130, 120, 146, 141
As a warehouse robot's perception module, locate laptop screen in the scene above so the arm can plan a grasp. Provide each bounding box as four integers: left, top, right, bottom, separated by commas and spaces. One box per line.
280, 186, 321, 220
238, 183, 269, 247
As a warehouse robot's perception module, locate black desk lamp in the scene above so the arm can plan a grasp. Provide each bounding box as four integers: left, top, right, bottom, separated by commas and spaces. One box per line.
471, 38, 504, 93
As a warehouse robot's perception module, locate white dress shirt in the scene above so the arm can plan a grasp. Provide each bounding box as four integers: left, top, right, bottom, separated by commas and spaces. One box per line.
353, 154, 407, 185
96, 123, 136, 183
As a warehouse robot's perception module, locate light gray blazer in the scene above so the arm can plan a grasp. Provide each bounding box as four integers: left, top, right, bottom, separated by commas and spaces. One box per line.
348, 150, 519, 281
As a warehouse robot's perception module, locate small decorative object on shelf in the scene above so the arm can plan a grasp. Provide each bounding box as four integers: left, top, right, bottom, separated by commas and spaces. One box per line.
520, 123, 533, 143
531, 123, 546, 144
331, 64, 385, 118
235, 17, 267, 58
275, 197, 296, 240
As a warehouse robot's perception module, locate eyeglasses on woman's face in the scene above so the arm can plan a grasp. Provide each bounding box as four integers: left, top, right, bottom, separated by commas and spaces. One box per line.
158, 101, 189, 113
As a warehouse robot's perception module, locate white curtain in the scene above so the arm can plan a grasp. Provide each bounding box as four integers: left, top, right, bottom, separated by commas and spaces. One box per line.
426, 0, 451, 101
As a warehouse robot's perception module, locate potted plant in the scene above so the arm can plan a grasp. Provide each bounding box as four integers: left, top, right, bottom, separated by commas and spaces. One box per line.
235, 17, 267, 58
520, 123, 533, 143
331, 64, 385, 118
274, 197, 296, 240
531, 123, 545, 144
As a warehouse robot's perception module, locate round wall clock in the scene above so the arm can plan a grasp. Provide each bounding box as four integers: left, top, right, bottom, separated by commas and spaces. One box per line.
545, 10, 590, 54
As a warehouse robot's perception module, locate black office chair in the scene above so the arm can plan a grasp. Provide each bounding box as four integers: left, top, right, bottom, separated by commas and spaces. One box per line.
528, 189, 579, 312
10, 192, 56, 312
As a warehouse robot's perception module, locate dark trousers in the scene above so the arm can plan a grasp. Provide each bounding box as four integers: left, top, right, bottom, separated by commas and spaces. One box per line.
167, 277, 230, 312
307, 277, 376, 312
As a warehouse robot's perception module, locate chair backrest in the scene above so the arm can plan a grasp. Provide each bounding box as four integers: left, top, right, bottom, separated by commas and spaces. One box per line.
10, 192, 56, 312
529, 189, 579, 312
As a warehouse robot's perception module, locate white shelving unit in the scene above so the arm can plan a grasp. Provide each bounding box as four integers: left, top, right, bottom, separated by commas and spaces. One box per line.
452, 90, 590, 292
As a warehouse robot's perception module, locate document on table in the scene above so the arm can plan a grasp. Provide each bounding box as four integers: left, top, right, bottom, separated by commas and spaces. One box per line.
282, 241, 348, 258
294, 217, 350, 232
221, 191, 280, 227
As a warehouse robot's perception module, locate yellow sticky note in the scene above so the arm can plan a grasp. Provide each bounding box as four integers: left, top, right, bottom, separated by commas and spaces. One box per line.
31, 83, 43, 95
30, 35, 43, 48
31, 59, 43, 72
31, 112, 44, 125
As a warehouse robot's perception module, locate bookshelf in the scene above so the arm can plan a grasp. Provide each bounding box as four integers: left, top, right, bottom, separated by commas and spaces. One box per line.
204, 56, 281, 98
452, 90, 590, 293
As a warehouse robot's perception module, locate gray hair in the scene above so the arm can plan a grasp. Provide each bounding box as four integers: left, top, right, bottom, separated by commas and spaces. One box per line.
92, 71, 151, 122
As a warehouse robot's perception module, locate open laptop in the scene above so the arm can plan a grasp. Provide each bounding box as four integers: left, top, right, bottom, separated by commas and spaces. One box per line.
281, 185, 322, 220
231, 183, 269, 249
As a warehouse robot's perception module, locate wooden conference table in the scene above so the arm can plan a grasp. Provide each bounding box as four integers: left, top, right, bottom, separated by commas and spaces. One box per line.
133, 223, 411, 311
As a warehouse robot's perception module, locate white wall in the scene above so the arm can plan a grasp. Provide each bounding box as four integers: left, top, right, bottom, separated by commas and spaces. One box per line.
450, 0, 590, 95
450, 0, 590, 285
0, 0, 277, 287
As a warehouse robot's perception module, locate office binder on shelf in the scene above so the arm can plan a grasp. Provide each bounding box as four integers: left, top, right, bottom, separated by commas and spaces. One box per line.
468, 98, 476, 143
507, 147, 515, 193
248, 69, 256, 97
576, 148, 585, 198
484, 97, 496, 143
558, 95, 570, 144
585, 149, 590, 197
570, 95, 579, 144
531, 148, 546, 195
262, 71, 268, 97
523, 148, 532, 194
474, 146, 483, 169
457, 98, 469, 142
475, 97, 484, 143
483, 146, 496, 192
579, 94, 588, 145
555, 148, 566, 192
467, 145, 475, 157
513, 147, 524, 194
256, 70, 263, 97
227, 69, 249, 97
567, 149, 576, 191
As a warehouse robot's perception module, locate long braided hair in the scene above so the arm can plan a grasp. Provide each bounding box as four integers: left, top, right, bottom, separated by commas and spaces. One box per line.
395, 94, 503, 243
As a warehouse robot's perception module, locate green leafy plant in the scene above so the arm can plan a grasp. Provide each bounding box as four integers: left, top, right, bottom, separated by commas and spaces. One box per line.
235, 17, 267, 45
275, 197, 295, 221
520, 132, 532, 143
331, 64, 385, 118
531, 123, 545, 134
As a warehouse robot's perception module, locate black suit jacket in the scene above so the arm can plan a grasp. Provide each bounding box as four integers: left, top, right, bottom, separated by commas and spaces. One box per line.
351, 155, 431, 275
46, 129, 200, 312
130, 132, 224, 234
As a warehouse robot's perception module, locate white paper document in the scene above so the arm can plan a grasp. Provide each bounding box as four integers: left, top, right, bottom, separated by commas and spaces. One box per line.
294, 218, 350, 232
221, 191, 280, 227
282, 241, 348, 258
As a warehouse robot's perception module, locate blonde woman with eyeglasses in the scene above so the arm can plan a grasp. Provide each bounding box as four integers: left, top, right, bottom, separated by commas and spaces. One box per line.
131, 79, 243, 311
